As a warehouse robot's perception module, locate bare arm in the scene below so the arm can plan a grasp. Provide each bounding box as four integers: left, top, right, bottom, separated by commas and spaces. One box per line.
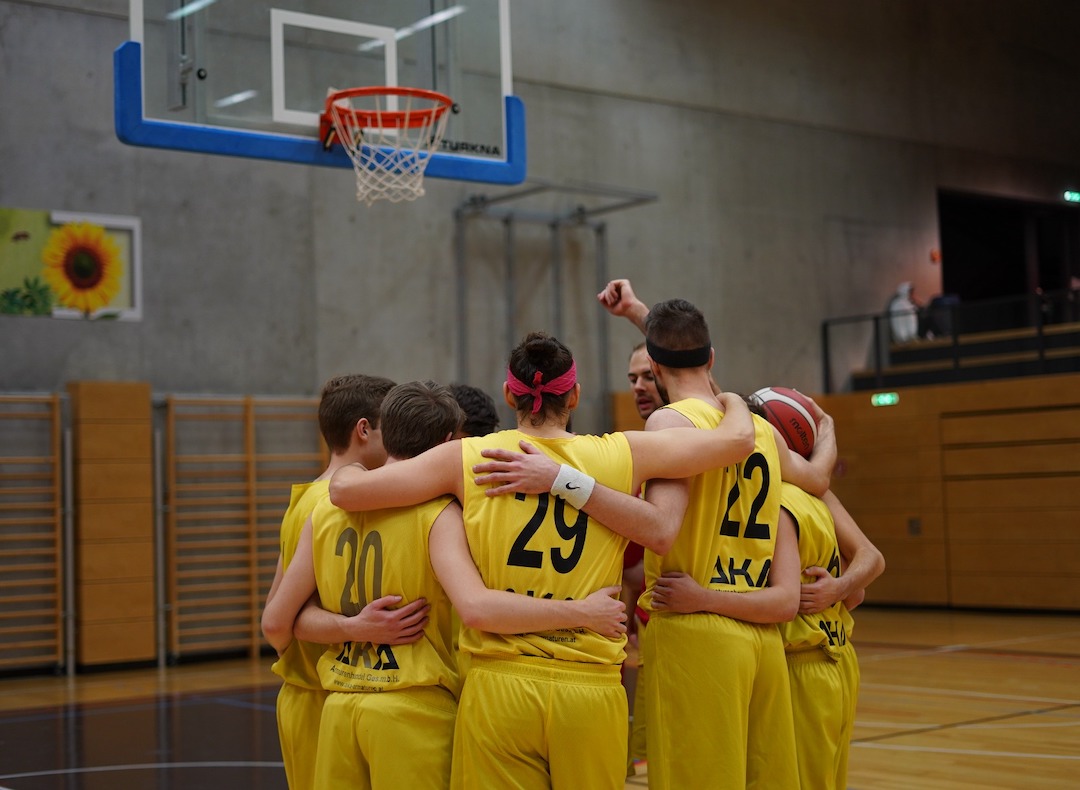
625, 392, 755, 485
774, 409, 836, 497
597, 278, 650, 333
264, 555, 284, 607
293, 595, 430, 645
260, 517, 317, 654
649, 514, 800, 623
468, 438, 689, 554
329, 441, 464, 511
472, 392, 753, 493
428, 502, 627, 637
799, 489, 885, 614
469, 396, 751, 553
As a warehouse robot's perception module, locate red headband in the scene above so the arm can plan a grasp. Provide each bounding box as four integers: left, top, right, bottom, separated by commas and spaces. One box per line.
506, 361, 578, 414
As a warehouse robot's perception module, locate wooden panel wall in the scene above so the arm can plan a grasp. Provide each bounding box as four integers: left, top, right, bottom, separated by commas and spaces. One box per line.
818, 372, 1080, 610
815, 387, 950, 605
0, 395, 63, 671
67, 381, 156, 666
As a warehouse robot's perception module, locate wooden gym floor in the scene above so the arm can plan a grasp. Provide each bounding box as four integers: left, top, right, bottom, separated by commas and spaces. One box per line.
0, 607, 1077, 789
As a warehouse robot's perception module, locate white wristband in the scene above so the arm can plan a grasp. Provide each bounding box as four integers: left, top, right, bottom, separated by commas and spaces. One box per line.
551, 464, 596, 511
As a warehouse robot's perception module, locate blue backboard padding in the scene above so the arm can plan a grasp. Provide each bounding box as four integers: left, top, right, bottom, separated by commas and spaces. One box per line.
114, 41, 526, 184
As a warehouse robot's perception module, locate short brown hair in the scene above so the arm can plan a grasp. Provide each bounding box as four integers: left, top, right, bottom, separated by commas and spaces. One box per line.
318, 374, 396, 453
645, 299, 711, 352
381, 381, 464, 459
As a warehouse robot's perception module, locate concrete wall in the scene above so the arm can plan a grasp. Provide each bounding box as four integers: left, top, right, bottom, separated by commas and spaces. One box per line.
2, 0, 1079, 432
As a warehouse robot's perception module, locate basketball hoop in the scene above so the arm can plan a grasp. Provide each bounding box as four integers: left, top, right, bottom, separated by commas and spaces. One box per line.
320, 87, 453, 206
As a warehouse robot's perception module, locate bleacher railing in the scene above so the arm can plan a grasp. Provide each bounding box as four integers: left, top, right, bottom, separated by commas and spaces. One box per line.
821, 287, 1080, 393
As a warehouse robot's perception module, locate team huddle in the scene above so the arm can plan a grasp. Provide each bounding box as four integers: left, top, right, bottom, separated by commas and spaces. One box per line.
261, 278, 885, 790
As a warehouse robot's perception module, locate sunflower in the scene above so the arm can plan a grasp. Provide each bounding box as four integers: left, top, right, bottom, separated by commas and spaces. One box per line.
41, 222, 123, 315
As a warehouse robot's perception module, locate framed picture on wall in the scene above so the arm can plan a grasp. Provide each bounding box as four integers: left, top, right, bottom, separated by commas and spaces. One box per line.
0, 207, 142, 321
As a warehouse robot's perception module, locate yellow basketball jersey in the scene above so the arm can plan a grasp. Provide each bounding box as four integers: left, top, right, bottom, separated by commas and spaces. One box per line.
641, 403, 781, 614
271, 479, 331, 690
310, 493, 460, 697
458, 430, 634, 665
776, 482, 855, 655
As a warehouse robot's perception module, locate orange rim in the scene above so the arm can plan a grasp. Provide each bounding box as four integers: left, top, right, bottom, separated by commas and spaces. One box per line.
323, 86, 453, 130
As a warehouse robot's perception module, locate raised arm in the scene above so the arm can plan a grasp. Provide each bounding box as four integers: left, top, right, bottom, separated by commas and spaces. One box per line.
329, 440, 464, 512
650, 514, 800, 623
799, 489, 885, 614
428, 502, 627, 638
597, 278, 650, 333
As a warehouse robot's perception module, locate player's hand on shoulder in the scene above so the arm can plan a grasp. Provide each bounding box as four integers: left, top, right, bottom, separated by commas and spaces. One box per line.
472, 440, 560, 496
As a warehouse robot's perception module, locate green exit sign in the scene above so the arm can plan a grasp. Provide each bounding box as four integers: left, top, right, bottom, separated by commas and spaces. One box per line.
1065, 191, 1080, 202
871, 392, 900, 407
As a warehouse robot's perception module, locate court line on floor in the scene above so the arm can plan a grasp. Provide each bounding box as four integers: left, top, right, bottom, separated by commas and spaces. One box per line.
860, 681, 1079, 706
853, 742, 1080, 760
855, 701, 1080, 748
0, 761, 285, 781
860, 716, 1080, 731
859, 628, 1080, 663
0, 689, 278, 725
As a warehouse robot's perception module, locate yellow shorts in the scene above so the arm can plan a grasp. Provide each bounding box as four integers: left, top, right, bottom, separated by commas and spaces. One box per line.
643, 613, 798, 790
452, 655, 627, 790
627, 657, 647, 774
787, 647, 849, 790
314, 685, 456, 790
275, 682, 328, 790
836, 644, 860, 786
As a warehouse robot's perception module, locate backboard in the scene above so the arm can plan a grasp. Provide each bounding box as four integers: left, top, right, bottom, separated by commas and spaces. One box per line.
115, 0, 525, 184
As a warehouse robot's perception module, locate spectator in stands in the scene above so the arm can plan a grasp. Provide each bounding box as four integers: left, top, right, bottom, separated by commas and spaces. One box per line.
887, 282, 921, 343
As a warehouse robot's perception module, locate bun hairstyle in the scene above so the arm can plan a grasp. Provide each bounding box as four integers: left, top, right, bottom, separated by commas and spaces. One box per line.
507, 331, 577, 426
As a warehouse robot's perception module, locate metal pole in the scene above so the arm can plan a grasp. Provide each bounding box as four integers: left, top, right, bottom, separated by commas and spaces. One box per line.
821, 320, 832, 394
1034, 292, 1047, 370
62, 429, 75, 677
455, 208, 468, 383
595, 222, 612, 430
872, 315, 884, 388
551, 222, 564, 339
154, 428, 167, 669
504, 216, 516, 363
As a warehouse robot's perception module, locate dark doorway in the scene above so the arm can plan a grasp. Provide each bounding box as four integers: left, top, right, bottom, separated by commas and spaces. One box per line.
937, 190, 1080, 332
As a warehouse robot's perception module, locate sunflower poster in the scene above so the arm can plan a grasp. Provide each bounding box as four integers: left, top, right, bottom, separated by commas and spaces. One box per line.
0, 208, 141, 320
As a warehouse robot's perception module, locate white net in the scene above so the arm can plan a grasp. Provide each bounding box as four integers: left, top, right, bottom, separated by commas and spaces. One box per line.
327, 88, 452, 206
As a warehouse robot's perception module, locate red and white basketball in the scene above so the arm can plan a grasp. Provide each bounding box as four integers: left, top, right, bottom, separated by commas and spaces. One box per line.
749, 386, 818, 458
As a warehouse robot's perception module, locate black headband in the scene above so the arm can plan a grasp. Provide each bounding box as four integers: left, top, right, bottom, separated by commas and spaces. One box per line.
646, 338, 712, 368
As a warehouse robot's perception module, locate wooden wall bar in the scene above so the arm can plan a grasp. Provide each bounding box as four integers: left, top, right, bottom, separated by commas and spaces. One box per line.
165, 396, 323, 660
0, 395, 63, 671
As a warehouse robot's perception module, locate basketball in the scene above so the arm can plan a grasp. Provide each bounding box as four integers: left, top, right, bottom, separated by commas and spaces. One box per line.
749, 386, 818, 458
